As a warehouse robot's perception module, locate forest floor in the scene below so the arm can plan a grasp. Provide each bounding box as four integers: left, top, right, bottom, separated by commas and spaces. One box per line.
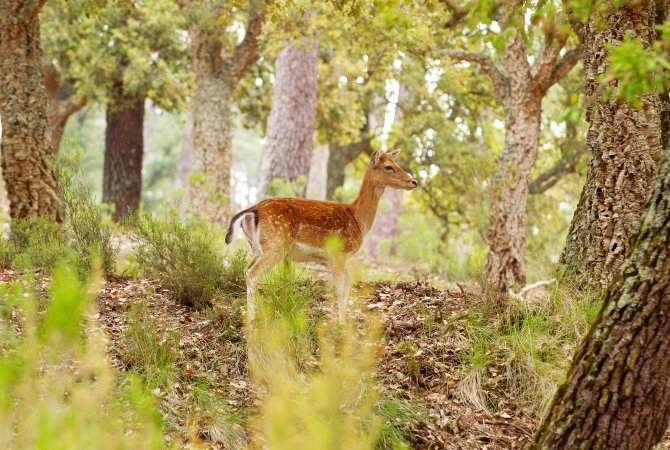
92, 274, 536, 449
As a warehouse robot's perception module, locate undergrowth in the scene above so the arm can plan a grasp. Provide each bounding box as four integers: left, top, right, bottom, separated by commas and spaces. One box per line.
129, 213, 247, 308
455, 284, 601, 417
0, 265, 163, 449
0, 151, 116, 278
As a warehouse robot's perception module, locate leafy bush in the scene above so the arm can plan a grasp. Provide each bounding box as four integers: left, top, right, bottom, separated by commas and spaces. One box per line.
220, 248, 249, 298
0, 265, 164, 449
1, 152, 116, 278
9, 218, 74, 272
130, 213, 247, 308
58, 150, 117, 276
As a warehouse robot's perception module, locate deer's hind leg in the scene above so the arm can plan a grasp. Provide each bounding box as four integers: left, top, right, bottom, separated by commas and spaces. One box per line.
245, 246, 287, 322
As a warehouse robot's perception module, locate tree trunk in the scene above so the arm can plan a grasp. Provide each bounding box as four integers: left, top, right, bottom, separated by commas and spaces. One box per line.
485, 34, 542, 292
185, 1, 267, 224
530, 107, 670, 450
259, 38, 319, 197
559, 0, 665, 291
0, 2, 63, 222
188, 26, 235, 224
102, 89, 145, 221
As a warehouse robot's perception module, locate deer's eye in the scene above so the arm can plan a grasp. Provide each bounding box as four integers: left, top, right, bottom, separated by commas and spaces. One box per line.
384, 165, 395, 172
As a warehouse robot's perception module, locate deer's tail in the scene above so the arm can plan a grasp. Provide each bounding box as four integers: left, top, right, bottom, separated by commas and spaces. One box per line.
225, 208, 258, 245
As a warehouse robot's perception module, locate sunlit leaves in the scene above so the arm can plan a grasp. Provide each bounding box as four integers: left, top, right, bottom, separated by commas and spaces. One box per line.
601, 29, 670, 107
41, 0, 191, 110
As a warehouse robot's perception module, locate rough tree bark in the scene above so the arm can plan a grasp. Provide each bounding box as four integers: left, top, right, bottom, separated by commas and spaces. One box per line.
259, 38, 319, 197
445, 31, 580, 292
0, 0, 63, 222
559, 0, 668, 291
102, 88, 145, 221
530, 99, 670, 450
43, 60, 85, 152
187, 0, 268, 224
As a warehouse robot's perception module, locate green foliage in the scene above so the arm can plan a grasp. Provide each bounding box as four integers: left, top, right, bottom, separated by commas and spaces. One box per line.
41, 0, 190, 110
249, 300, 384, 449
0, 265, 164, 449
374, 394, 425, 450
457, 286, 601, 416
121, 299, 180, 386
602, 29, 670, 105
220, 249, 250, 298
254, 262, 327, 369
9, 218, 75, 272
58, 150, 117, 276
130, 213, 247, 308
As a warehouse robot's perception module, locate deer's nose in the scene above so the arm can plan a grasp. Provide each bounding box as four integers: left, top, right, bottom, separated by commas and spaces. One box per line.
411, 179, 418, 187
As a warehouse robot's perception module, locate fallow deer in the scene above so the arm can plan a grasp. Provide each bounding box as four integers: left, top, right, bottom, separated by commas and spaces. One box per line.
225, 150, 417, 323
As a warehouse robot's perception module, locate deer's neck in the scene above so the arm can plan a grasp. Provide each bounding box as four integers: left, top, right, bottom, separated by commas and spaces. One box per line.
351, 170, 385, 236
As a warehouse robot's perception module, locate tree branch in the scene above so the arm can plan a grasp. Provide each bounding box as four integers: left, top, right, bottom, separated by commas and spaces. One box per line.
529, 140, 586, 194
535, 44, 581, 93
437, 0, 470, 28
441, 49, 509, 101
532, 38, 565, 86
548, 46, 582, 87
231, 0, 272, 85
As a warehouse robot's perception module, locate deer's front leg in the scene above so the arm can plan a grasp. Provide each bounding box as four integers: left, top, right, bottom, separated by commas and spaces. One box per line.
329, 254, 350, 324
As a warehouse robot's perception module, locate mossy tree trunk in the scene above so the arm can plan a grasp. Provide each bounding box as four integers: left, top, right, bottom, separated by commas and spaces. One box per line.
0, 0, 63, 222
559, 0, 668, 291
186, 1, 267, 224
446, 30, 580, 292
260, 38, 319, 198
530, 110, 670, 450
102, 88, 145, 221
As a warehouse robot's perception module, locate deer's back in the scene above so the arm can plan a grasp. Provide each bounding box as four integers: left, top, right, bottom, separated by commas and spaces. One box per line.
253, 198, 363, 253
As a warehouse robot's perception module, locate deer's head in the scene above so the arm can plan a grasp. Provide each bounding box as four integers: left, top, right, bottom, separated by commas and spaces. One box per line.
368, 150, 418, 190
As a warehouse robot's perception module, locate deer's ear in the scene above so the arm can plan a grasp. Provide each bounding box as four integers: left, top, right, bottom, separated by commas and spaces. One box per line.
370, 150, 382, 166
388, 149, 401, 159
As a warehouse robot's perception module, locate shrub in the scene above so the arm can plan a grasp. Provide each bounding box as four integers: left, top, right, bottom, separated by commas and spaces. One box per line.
58, 150, 117, 276
1, 151, 116, 278
9, 218, 74, 272
0, 265, 164, 449
220, 248, 249, 298
130, 213, 246, 308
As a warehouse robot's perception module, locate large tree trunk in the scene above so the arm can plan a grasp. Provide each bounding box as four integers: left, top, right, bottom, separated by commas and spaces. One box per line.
306, 144, 328, 199
559, 0, 666, 291
0, 2, 63, 222
259, 38, 319, 197
102, 89, 145, 221
530, 103, 670, 450
185, 1, 267, 224
485, 34, 542, 292
189, 26, 234, 223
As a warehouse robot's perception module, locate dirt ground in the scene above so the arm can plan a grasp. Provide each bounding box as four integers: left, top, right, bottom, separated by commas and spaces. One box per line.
93, 274, 536, 449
